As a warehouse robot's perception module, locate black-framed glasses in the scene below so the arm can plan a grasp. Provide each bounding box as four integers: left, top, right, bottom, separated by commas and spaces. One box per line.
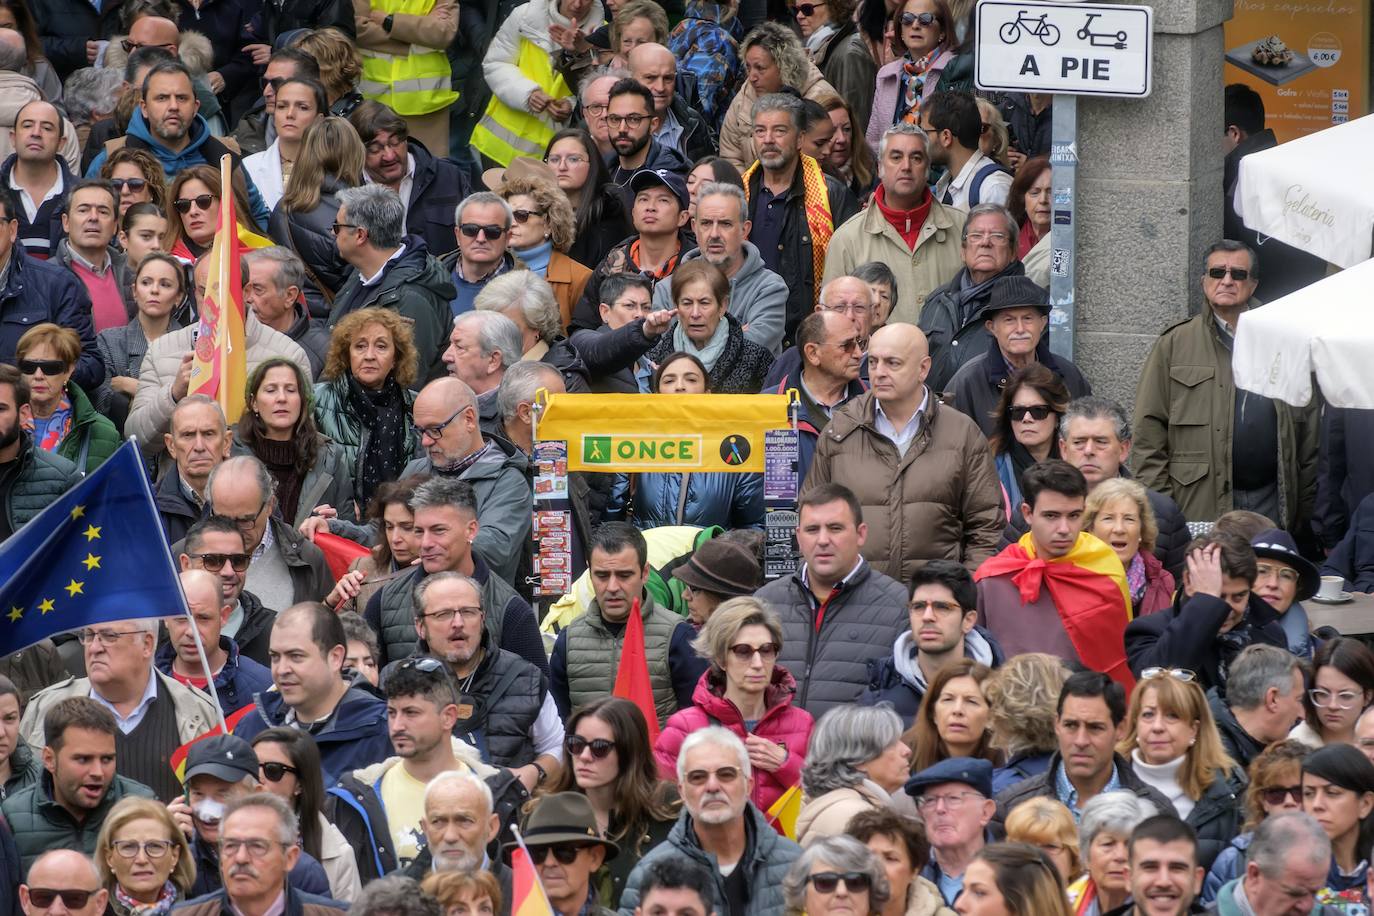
459, 223, 505, 240
566, 735, 615, 758
411, 406, 468, 441
511, 208, 546, 223
727, 642, 780, 661
901, 11, 937, 26
121, 39, 176, 53
330, 222, 361, 236
533, 844, 585, 865
606, 114, 649, 129
26, 890, 97, 909
110, 177, 148, 193
18, 358, 66, 376
111, 839, 175, 859
189, 552, 251, 572
1207, 266, 1250, 281
792, 2, 819, 14
1140, 667, 1196, 682
259, 761, 300, 783
173, 195, 215, 214
1261, 784, 1302, 806
807, 873, 872, 894
1008, 404, 1053, 421
417, 606, 482, 626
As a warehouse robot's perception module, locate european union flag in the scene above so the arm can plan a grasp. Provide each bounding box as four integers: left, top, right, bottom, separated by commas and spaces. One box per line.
0, 439, 185, 654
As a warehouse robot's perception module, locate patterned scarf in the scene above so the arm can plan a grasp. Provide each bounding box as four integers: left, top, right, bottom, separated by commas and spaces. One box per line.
1126, 552, 1147, 603
899, 52, 937, 123
741, 154, 834, 304
344, 373, 408, 505
34, 394, 73, 452
114, 881, 179, 916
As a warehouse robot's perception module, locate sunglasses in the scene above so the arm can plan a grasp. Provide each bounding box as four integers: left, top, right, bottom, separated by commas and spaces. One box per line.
460, 223, 506, 240
27, 890, 96, 910
189, 552, 252, 572
398, 657, 446, 673
565, 735, 615, 758
110, 177, 148, 193
902, 11, 938, 26
262, 76, 288, 93
1207, 266, 1250, 281
18, 358, 66, 376
173, 194, 215, 214
727, 642, 780, 661
259, 761, 299, 783
684, 766, 741, 787
533, 844, 586, 865
808, 873, 872, 894
1008, 404, 1052, 421
1261, 784, 1302, 806
511, 209, 546, 223
792, 2, 819, 14
1140, 667, 1196, 682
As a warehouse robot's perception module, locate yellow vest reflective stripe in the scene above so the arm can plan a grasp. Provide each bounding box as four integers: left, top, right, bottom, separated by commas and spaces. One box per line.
358, 0, 458, 117
471, 37, 572, 167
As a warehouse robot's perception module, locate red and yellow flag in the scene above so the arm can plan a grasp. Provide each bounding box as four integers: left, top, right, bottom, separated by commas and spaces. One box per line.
186, 155, 253, 424
766, 784, 803, 839
510, 838, 555, 916
613, 598, 660, 744
170, 704, 255, 783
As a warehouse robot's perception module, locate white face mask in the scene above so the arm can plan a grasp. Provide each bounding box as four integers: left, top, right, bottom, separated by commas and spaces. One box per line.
193, 798, 226, 826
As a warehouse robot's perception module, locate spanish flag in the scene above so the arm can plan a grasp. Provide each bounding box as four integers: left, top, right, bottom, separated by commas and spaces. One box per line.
170, 705, 255, 783
975, 532, 1135, 692
509, 828, 555, 916
766, 785, 803, 840
314, 531, 372, 582
613, 598, 660, 744
185, 155, 259, 424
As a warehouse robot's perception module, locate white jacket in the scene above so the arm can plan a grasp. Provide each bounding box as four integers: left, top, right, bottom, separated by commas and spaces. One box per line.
319, 814, 363, 903
481, 0, 604, 110
243, 141, 286, 213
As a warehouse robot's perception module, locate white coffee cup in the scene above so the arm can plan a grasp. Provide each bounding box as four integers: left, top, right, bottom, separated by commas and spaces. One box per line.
1319, 575, 1345, 600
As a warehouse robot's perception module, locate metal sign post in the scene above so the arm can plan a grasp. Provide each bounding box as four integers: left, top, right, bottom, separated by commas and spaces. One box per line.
1049, 98, 1078, 361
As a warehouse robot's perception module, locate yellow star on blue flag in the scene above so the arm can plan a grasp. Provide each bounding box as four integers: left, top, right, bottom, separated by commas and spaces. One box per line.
0, 441, 185, 655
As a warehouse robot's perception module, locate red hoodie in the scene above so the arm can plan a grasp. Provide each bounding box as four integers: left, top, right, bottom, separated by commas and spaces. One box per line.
873, 184, 932, 251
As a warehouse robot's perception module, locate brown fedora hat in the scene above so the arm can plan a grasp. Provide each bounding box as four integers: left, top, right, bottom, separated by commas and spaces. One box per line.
481, 156, 557, 192
504, 792, 618, 859
672, 539, 761, 597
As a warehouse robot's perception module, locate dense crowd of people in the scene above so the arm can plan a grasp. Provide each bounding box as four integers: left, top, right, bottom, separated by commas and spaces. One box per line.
0, 0, 1357, 915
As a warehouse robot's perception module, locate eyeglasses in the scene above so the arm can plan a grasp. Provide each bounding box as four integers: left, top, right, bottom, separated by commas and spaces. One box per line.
909, 599, 962, 615
582, 103, 608, 117
77, 628, 145, 646
418, 606, 482, 625
966, 231, 1011, 244
459, 223, 505, 240
727, 642, 780, 661
26, 890, 97, 909
111, 839, 175, 859
792, 2, 819, 14
18, 358, 67, 376
189, 552, 252, 571
1206, 266, 1250, 281
607, 114, 650, 129
261, 76, 288, 93
1140, 667, 1196, 682
259, 761, 300, 783
684, 766, 741, 787
219, 838, 288, 859
1256, 563, 1300, 584
807, 872, 872, 894
109, 178, 148, 193
566, 735, 616, 758
121, 39, 176, 53
1008, 405, 1053, 421
330, 222, 361, 236
512, 208, 547, 223
1309, 688, 1363, 710
915, 790, 984, 812
818, 302, 869, 317
533, 844, 585, 865
545, 154, 588, 167
1261, 784, 1303, 806
412, 406, 468, 441
901, 11, 938, 26
173, 195, 215, 214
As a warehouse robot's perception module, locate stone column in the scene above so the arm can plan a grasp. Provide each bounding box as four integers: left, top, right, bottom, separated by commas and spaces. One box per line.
1070, 0, 1232, 410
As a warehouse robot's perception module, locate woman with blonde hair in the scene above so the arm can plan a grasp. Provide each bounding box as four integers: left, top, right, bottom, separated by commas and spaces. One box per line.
291, 28, 364, 117
1116, 667, 1243, 869
496, 172, 591, 330
1002, 798, 1081, 885
17, 323, 119, 472
421, 871, 503, 916
1083, 478, 1174, 616
975, 99, 1011, 167
268, 116, 367, 315
610, 0, 668, 58
986, 653, 1068, 793
95, 796, 196, 916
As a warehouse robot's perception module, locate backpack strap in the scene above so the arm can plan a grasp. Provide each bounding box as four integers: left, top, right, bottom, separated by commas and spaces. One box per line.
969, 160, 1012, 207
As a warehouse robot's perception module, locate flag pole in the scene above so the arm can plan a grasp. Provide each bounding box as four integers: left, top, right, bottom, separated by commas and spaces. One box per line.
509, 823, 556, 914
127, 438, 229, 732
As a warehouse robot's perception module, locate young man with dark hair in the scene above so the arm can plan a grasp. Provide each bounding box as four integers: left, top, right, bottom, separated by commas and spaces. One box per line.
55, 179, 130, 335
859, 559, 1004, 723
633, 859, 718, 916
1124, 816, 1203, 916
976, 460, 1132, 682
922, 91, 1012, 212
993, 671, 1175, 828
605, 79, 689, 187
1126, 533, 1287, 696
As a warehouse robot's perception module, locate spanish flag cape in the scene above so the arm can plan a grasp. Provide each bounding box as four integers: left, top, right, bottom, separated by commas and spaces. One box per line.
741, 154, 833, 303
975, 532, 1135, 692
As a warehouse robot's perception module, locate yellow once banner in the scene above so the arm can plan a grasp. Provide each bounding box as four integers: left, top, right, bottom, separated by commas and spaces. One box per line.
537, 393, 789, 474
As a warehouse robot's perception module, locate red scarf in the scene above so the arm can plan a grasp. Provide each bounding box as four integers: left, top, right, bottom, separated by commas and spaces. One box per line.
873, 185, 931, 251
975, 533, 1135, 692
1018, 219, 1041, 259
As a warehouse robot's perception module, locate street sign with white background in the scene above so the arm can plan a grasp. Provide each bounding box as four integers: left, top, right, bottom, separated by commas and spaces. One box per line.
975, 0, 1154, 97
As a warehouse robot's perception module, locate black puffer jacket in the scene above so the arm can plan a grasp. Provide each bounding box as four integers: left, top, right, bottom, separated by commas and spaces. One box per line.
4, 437, 81, 536
1208, 688, 1265, 771
403, 141, 472, 260
269, 177, 353, 319
1185, 769, 1245, 871
569, 320, 661, 394
34, 0, 125, 77
644, 314, 775, 395
1125, 590, 1287, 697
451, 631, 545, 768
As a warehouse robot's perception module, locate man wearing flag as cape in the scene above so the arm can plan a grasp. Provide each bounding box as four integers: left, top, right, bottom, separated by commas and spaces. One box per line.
974, 460, 1135, 691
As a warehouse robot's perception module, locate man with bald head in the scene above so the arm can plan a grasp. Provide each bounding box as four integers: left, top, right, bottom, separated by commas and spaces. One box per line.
803, 322, 1004, 579
772, 309, 867, 482
3, 99, 72, 260
126, 16, 180, 57
205, 455, 334, 611
628, 43, 714, 162
157, 570, 272, 716
403, 377, 532, 583
21, 851, 106, 916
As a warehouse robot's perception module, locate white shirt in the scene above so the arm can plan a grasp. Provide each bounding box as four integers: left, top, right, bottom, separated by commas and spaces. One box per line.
364, 153, 416, 223
874, 386, 929, 456
532, 692, 565, 760
360, 244, 407, 287
91, 669, 159, 734
934, 149, 1012, 212
8, 165, 63, 223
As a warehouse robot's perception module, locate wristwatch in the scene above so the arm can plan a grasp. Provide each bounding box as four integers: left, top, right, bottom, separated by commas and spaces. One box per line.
531, 760, 549, 785
382, 13, 395, 33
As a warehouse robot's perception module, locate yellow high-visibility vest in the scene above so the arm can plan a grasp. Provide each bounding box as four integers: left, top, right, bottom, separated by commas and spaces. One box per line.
359, 0, 459, 117
471, 37, 572, 167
